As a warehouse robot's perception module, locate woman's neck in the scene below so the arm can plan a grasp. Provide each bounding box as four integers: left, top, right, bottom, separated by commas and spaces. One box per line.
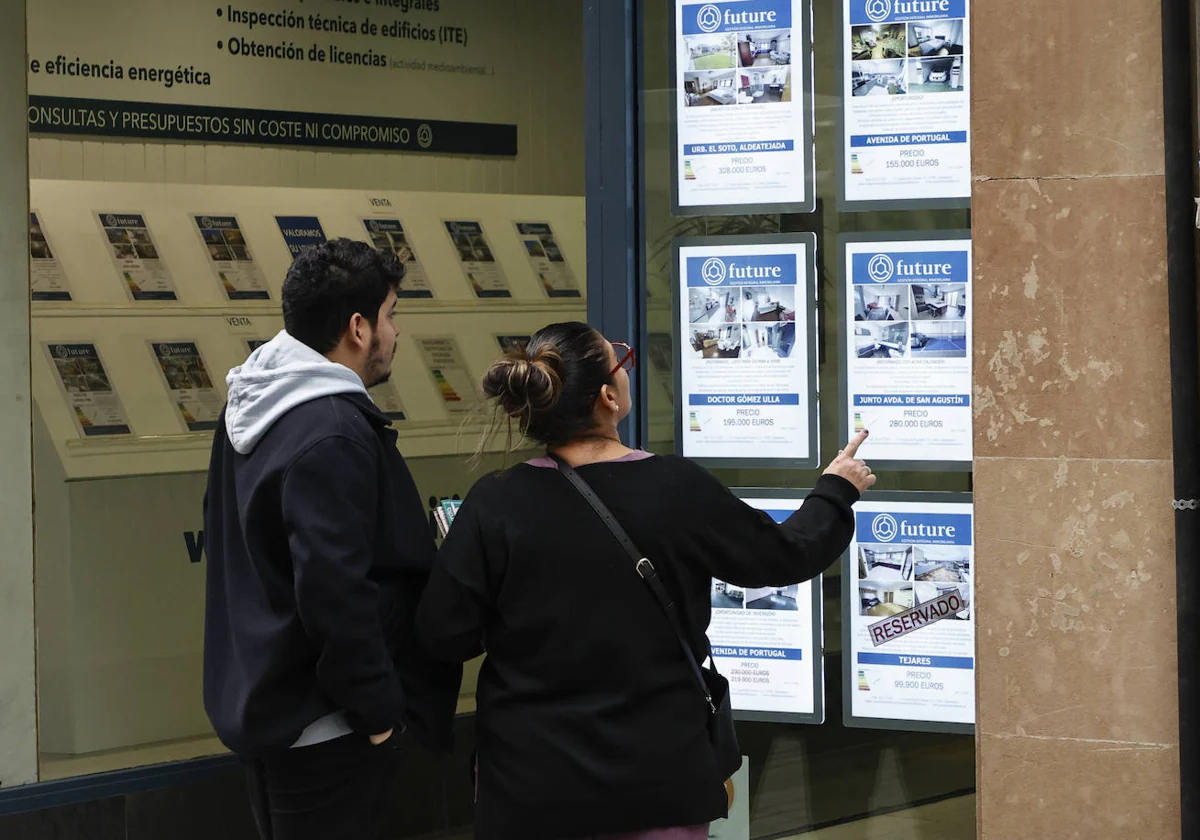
547, 432, 633, 467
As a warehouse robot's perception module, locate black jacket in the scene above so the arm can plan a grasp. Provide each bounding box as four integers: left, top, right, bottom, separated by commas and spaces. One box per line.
416, 456, 857, 839
203, 391, 462, 755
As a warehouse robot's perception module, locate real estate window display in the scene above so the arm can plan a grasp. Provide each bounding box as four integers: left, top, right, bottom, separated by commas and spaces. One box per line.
642, 1, 975, 836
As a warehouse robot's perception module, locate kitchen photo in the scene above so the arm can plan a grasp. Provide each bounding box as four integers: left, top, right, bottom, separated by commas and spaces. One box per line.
738, 67, 791, 104
738, 29, 791, 67
711, 579, 745, 610
858, 544, 917, 582
850, 23, 907, 60
851, 60, 907, 96
737, 285, 796, 322
911, 282, 967, 320
686, 32, 737, 70
688, 286, 738, 326
683, 69, 738, 106
909, 320, 968, 358
690, 325, 742, 359
913, 548, 971, 620
854, 285, 913, 322
854, 321, 910, 359
742, 321, 795, 359
859, 580, 914, 617
745, 584, 800, 611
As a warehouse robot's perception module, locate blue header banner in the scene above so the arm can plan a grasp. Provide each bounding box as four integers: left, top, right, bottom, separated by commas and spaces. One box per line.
684, 140, 794, 156
686, 252, 798, 287
713, 646, 804, 660
99, 213, 147, 229
682, 0, 793, 35
851, 250, 969, 285
276, 216, 327, 257
365, 218, 405, 235
445, 220, 484, 236
850, 132, 968, 148
689, 393, 801, 406
516, 222, 553, 236
847, 0, 966, 25
853, 394, 971, 406
856, 511, 973, 546
194, 215, 240, 231
857, 652, 974, 669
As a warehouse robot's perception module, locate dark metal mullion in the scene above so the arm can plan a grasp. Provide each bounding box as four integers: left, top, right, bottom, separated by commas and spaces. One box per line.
584, 0, 643, 449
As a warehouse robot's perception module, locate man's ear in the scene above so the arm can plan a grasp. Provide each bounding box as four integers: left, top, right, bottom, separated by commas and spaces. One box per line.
346, 312, 369, 349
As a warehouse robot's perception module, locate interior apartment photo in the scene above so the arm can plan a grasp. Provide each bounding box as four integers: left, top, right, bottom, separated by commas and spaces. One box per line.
742, 321, 795, 359
689, 287, 737, 326
711, 579, 745, 610
683, 69, 737, 106
738, 29, 791, 67
737, 285, 796, 321
911, 283, 967, 319
909, 320, 968, 357
686, 33, 736, 70
739, 67, 791, 104
907, 19, 965, 94
690, 325, 742, 359
859, 580, 915, 617
850, 23, 907, 60
851, 59, 907, 96
745, 585, 800, 611
859, 544, 917, 581
854, 321, 909, 358
854, 286, 913, 322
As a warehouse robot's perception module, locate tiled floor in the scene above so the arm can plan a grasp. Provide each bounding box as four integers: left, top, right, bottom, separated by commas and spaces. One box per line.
786, 794, 976, 839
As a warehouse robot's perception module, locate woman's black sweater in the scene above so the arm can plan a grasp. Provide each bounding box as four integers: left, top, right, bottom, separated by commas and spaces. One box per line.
416, 455, 858, 839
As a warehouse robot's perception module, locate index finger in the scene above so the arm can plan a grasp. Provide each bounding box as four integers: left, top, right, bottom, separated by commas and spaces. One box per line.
841, 429, 869, 457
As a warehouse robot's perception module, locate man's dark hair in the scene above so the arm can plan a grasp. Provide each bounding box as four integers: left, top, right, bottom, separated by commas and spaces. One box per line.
282, 238, 405, 353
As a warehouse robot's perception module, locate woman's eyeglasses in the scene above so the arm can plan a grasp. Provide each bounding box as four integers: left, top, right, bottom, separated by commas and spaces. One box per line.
610, 342, 636, 377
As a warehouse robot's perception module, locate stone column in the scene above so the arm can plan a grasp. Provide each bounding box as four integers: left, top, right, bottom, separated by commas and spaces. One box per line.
972, 0, 1180, 835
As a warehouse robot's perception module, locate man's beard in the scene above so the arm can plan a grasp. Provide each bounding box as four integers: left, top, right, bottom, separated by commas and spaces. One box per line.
364, 333, 395, 388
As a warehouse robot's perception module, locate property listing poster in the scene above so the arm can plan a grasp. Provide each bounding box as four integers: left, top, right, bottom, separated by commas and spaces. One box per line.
674, 0, 812, 213
368, 382, 409, 422
677, 239, 815, 465
362, 219, 435, 299
842, 0, 970, 205
194, 215, 270, 301
44, 343, 131, 437
415, 336, 481, 416
444, 221, 511, 299
514, 222, 581, 298
496, 335, 532, 352
844, 236, 972, 466
275, 216, 327, 258
710, 494, 822, 718
149, 341, 223, 432
848, 498, 975, 728
96, 212, 177, 301
30, 211, 72, 301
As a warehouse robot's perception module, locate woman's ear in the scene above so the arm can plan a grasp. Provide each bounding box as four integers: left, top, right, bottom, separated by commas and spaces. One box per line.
598, 384, 621, 414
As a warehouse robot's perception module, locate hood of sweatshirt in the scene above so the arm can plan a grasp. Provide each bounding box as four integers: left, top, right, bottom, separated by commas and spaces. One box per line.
224, 330, 366, 455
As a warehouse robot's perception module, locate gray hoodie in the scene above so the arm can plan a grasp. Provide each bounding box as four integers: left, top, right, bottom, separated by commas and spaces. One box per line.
224, 330, 367, 456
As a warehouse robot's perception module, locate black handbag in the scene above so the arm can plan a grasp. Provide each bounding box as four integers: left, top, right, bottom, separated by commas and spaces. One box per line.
550, 455, 743, 781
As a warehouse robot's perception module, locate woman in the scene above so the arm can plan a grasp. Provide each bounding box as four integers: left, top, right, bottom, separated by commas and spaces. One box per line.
417, 322, 875, 840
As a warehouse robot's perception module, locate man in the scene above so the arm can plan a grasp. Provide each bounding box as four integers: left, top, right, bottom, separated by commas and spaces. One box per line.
203, 238, 462, 839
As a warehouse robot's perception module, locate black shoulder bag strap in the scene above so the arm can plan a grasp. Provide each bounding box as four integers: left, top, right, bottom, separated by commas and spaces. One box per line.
548, 453, 716, 713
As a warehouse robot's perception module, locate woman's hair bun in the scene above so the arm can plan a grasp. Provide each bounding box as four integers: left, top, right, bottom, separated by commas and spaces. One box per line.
482, 342, 564, 427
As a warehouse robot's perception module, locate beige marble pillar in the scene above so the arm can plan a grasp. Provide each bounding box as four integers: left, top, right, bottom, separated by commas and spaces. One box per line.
972, 0, 1181, 835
